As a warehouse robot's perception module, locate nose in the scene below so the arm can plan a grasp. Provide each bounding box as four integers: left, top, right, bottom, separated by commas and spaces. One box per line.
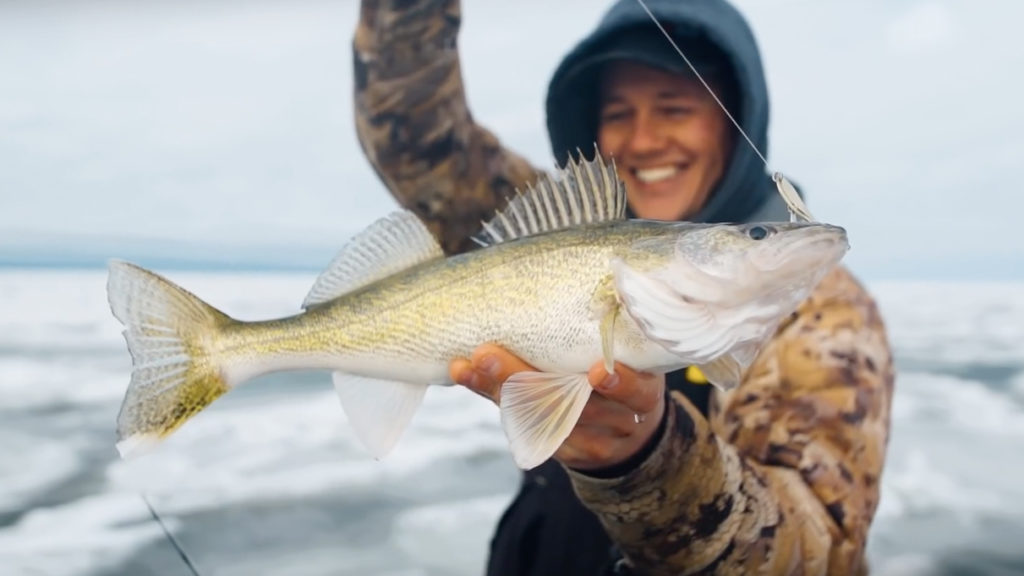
625, 111, 666, 155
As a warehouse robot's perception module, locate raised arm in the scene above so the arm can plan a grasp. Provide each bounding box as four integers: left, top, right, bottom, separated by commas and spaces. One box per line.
566, 266, 894, 575
353, 0, 541, 255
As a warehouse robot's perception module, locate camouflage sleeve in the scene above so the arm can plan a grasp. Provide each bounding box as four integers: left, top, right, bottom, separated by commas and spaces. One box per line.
352, 0, 541, 255
566, 266, 895, 575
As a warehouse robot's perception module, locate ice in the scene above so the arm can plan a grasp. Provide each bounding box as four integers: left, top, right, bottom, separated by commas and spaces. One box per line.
0, 355, 127, 408
3, 270, 1024, 575
0, 268, 317, 352
870, 281, 1024, 365
0, 430, 82, 514
392, 494, 514, 576
1012, 370, 1024, 402
876, 371, 1024, 527
892, 371, 1024, 439
876, 449, 1007, 524
106, 385, 509, 515
0, 492, 166, 576
871, 554, 939, 576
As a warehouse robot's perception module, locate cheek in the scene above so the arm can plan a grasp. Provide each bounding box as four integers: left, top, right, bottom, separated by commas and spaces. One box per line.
597, 124, 623, 156
705, 119, 733, 167
597, 126, 638, 187
678, 120, 723, 152
596, 130, 611, 156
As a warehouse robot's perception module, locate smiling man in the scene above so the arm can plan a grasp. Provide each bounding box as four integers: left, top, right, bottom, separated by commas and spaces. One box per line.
565, 31, 739, 224
353, 0, 894, 574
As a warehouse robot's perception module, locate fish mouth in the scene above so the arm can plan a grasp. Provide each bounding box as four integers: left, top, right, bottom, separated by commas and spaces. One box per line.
752, 223, 850, 277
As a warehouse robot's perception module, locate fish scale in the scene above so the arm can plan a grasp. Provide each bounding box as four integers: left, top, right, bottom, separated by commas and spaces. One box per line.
223, 227, 657, 374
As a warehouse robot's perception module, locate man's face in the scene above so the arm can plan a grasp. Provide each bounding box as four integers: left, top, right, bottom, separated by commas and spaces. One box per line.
597, 61, 734, 221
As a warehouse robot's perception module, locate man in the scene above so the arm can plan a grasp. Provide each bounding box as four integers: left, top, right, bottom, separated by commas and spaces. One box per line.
352, 0, 894, 574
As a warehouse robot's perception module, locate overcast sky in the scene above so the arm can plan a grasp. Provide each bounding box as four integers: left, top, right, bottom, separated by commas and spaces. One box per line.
1, 0, 1021, 280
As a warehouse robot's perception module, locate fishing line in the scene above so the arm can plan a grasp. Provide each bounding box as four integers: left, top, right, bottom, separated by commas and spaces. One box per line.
632, 0, 816, 222
141, 493, 202, 576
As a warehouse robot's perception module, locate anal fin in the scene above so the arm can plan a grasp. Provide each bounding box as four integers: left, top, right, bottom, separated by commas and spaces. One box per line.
333, 372, 428, 459
499, 372, 592, 470
697, 340, 766, 391
697, 355, 744, 391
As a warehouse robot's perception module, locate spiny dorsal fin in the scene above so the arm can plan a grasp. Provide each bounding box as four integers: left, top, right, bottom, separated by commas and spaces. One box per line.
472, 151, 626, 247
303, 211, 443, 308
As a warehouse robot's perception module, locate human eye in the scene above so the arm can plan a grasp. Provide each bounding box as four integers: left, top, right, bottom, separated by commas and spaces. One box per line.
659, 105, 695, 119
599, 106, 631, 124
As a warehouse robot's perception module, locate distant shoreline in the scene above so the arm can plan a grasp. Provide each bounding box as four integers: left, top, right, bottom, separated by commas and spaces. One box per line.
1, 259, 1022, 283
0, 236, 343, 274
0, 258, 325, 273
2, 232, 1022, 281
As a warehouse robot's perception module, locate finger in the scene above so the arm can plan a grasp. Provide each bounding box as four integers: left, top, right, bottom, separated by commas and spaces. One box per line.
469, 343, 538, 402
449, 357, 496, 404
587, 361, 663, 415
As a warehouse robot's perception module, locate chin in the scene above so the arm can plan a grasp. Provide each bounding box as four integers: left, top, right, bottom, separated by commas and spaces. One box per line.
628, 201, 696, 222
627, 188, 698, 221
626, 182, 704, 221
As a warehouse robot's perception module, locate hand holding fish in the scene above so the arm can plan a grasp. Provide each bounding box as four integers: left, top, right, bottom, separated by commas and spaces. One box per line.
450, 343, 665, 471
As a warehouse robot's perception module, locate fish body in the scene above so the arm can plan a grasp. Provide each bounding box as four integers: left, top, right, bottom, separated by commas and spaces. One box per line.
107, 155, 848, 469
224, 222, 708, 383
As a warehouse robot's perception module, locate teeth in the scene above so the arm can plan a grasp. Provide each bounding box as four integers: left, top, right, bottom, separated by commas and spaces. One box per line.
634, 166, 678, 183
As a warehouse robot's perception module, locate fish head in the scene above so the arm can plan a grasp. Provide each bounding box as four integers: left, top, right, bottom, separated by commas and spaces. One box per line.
612, 221, 849, 380
669, 221, 849, 306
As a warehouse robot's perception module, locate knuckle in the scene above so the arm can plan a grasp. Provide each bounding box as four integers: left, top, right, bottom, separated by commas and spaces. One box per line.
578, 403, 598, 422
582, 439, 616, 466
611, 421, 634, 438
578, 398, 609, 422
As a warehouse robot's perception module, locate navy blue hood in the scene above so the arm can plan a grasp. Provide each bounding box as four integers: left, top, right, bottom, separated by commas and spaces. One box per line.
545, 0, 786, 224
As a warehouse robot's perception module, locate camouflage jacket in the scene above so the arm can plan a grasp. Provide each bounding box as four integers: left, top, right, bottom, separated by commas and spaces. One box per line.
352, 1, 895, 574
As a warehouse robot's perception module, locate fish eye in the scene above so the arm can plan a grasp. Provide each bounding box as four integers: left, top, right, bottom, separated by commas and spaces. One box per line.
747, 225, 771, 240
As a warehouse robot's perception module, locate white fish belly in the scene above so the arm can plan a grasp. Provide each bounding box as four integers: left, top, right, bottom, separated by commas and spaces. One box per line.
224, 351, 452, 388
481, 311, 688, 376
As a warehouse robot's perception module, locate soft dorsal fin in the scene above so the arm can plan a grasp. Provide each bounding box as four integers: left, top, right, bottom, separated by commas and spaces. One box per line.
303, 210, 443, 308
472, 152, 626, 247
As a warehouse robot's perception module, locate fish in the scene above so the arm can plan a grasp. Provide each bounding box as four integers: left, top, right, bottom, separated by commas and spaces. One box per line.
105, 154, 849, 470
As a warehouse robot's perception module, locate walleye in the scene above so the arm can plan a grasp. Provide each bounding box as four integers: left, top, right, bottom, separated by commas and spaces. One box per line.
106, 154, 848, 470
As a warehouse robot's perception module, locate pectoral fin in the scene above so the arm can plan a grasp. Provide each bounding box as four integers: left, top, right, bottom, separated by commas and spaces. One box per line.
611, 258, 738, 362
697, 341, 766, 390
591, 273, 621, 374
499, 372, 592, 470
333, 372, 428, 459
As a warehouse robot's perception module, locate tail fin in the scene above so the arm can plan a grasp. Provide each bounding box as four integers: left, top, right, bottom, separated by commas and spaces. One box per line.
106, 260, 233, 459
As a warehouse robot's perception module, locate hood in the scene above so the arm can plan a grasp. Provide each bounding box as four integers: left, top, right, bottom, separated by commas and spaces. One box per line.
545, 0, 789, 224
